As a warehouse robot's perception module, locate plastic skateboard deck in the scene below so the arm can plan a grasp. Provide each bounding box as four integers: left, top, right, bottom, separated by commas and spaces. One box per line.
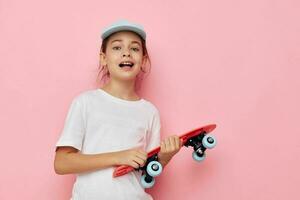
113, 124, 217, 181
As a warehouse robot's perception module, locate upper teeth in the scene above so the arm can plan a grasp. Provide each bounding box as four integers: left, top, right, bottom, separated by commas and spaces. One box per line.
121, 62, 133, 65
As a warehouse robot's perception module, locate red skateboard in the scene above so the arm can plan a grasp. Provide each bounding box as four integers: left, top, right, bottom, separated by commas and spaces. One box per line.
113, 124, 217, 188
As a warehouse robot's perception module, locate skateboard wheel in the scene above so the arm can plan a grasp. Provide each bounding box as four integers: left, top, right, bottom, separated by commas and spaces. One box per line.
202, 135, 217, 149
192, 151, 206, 162
141, 174, 155, 188
146, 161, 163, 177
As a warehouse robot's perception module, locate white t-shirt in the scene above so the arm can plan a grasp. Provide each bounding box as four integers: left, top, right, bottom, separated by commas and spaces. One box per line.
55, 88, 161, 200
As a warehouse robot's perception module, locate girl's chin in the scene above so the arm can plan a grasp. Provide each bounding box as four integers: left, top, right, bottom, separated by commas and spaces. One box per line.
111, 72, 140, 81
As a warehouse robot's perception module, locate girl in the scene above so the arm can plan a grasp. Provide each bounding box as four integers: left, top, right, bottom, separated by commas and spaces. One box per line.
54, 19, 182, 200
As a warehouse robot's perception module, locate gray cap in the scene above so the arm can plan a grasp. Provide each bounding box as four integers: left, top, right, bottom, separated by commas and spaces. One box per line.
101, 19, 146, 40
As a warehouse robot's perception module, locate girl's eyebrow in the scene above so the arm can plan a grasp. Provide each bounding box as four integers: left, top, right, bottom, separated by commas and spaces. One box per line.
111, 39, 141, 46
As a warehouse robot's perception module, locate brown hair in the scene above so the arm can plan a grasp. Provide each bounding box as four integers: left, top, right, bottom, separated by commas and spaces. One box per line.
96, 32, 152, 91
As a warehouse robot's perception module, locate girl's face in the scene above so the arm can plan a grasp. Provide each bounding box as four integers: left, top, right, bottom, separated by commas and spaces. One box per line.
100, 31, 146, 82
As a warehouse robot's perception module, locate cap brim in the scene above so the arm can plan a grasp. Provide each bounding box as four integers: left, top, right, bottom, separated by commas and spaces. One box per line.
101, 25, 146, 40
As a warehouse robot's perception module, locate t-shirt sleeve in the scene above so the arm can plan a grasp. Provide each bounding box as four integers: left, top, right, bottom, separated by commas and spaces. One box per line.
55, 96, 86, 151
145, 108, 161, 152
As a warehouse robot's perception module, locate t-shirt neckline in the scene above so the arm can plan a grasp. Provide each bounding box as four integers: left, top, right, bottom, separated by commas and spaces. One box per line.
96, 88, 145, 105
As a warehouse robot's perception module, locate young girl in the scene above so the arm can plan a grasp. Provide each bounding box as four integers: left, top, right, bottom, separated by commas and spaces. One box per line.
54, 19, 182, 200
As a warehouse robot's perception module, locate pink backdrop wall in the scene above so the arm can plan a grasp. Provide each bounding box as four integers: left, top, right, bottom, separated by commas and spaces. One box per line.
1, 0, 299, 199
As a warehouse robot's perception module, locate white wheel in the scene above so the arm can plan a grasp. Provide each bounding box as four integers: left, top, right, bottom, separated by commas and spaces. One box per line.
192, 151, 206, 162
202, 135, 217, 149
146, 161, 163, 177
141, 174, 155, 188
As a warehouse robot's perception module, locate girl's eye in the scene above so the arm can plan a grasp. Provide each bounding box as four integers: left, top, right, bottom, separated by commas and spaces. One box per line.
112, 46, 121, 50
112, 46, 139, 51
132, 47, 139, 51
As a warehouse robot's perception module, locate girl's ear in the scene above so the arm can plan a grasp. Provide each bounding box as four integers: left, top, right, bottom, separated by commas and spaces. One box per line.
142, 55, 147, 66
100, 52, 107, 66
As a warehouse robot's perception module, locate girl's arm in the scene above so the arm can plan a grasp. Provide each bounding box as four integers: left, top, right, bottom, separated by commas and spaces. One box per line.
157, 135, 183, 167
54, 146, 147, 175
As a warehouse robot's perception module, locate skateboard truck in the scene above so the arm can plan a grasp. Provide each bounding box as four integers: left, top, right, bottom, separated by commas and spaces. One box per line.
184, 131, 217, 162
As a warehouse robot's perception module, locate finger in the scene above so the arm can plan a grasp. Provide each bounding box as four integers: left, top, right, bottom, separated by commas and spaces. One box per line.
136, 151, 148, 161
160, 140, 166, 152
134, 156, 146, 167
169, 136, 176, 151
169, 137, 176, 152
175, 136, 180, 149
131, 161, 140, 169
165, 138, 171, 151
180, 138, 183, 146
138, 150, 148, 158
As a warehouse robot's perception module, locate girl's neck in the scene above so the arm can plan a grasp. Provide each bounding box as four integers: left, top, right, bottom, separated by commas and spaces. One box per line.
100, 79, 141, 101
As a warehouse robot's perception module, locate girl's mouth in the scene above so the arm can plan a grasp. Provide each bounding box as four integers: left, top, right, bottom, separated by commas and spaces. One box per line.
119, 61, 134, 68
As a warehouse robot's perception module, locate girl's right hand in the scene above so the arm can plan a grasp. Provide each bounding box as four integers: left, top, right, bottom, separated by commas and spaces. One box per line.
114, 148, 148, 169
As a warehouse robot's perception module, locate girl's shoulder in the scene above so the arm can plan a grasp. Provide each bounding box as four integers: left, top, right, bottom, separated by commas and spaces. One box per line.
139, 98, 160, 116
69, 89, 99, 105
143, 100, 159, 111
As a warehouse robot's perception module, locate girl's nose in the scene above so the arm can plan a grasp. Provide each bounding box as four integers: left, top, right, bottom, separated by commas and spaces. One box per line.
122, 50, 130, 57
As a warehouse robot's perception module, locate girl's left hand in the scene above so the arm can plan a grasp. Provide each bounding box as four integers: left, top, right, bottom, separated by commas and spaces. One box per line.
159, 135, 183, 160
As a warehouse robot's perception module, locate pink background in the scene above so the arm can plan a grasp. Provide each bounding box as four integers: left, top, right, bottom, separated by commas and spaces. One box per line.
1, 0, 299, 199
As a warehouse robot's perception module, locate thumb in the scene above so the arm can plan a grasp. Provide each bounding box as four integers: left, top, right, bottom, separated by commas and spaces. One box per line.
180, 138, 184, 147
